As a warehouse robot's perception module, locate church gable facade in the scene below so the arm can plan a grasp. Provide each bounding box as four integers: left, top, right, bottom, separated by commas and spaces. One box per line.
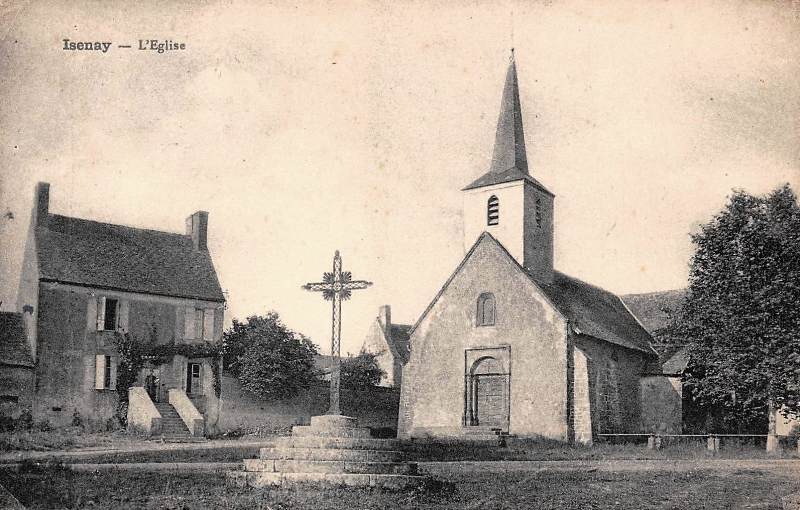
398, 233, 571, 440
397, 53, 679, 443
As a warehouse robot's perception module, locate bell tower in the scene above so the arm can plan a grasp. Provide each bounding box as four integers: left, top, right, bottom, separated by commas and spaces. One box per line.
462, 51, 554, 283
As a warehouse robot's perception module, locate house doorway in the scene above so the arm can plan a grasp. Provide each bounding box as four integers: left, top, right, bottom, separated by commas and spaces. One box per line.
186, 362, 203, 396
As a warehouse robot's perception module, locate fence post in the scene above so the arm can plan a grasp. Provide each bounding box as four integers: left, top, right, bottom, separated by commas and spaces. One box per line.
766, 434, 780, 454
706, 434, 720, 453
647, 434, 662, 450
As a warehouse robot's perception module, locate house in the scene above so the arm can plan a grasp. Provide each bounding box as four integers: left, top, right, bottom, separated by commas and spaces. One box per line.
15, 182, 225, 436
0, 311, 35, 419
360, 305, 411, 387
397, 53, 681, 443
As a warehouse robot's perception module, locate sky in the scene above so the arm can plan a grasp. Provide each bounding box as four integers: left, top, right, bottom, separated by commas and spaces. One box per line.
1, 0, 798, 356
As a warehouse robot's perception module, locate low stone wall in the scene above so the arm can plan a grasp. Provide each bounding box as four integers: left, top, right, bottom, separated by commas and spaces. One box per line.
126, 386, 161, 435
219, 375, 399, 434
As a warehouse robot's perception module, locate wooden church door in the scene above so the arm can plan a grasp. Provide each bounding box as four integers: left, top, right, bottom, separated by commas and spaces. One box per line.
467, 355, 509, 428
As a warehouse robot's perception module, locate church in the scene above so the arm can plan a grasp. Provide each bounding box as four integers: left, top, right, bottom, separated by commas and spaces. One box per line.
397, 54, 681, 443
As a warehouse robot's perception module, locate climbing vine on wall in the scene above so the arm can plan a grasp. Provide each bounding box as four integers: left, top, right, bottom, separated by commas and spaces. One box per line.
113, 333, 223, 425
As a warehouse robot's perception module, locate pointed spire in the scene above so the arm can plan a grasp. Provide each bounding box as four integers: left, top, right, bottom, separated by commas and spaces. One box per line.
489, 49, 528, 175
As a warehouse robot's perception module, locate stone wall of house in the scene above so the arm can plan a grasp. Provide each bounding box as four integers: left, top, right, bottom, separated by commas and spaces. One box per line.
361, 318, 401, 388
573, 336, 650, 435
398, 237, 570, 440
219, 375, 399, 433
34, 285, 118, 426
33, 283, 223, 430
639, 375, 682, 434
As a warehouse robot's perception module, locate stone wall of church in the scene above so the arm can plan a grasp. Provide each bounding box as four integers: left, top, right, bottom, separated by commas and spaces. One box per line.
573, 336, 650, 435
398, 237, 570, 441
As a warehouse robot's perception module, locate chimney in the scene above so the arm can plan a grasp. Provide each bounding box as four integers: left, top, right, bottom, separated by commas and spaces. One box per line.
185, 211, 208, 251
35, 182, 49, 227
378, 305, 391, 331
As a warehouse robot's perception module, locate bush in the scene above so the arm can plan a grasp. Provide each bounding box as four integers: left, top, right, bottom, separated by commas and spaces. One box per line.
341, 352, 385, 390
229, 312, 319, 401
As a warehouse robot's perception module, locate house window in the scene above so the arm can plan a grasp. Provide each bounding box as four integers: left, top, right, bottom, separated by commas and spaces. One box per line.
187, 362, 203, 395
185, 307, 215, 341
535, 198, 542, 228
477, 293, 496, 326
487, 196, 499, 226
96, 297, 119, 331
95, 354, 117, 390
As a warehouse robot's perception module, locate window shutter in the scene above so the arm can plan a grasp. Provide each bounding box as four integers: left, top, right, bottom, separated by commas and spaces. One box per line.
117, 301, 130, 333
195, 309, 203, 340
184, 306, 196, 339
96, 297, 106, 331
203, 309, 215, 341
108, 357, 117, 390
86, 295, 98, 331
95, 354, 106, 389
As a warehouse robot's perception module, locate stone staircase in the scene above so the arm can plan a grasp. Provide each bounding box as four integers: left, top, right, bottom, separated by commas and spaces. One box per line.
153, 403, 203, 442
227, 415, 427, 489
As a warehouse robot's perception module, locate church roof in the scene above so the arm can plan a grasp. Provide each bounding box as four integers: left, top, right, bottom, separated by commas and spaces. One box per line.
462, 52, 553, 196
532, 270, 658, 355
36, 214, 225, 302
409, 232, 657, 357
0, 312, 33, 367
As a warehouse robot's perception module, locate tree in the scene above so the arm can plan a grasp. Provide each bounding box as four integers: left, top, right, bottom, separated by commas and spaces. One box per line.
672, 185, 800, 433
223, 312, 319, 400
340, 352, 385, 390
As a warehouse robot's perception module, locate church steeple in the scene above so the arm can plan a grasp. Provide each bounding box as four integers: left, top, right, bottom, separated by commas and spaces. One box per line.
489, 49, 528, 175
462, 50, 555, 284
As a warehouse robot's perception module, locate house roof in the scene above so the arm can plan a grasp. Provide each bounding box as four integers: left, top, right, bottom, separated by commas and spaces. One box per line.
621, 289, 686, 335
36, 214, 225, 302
388, 324, 412, 363
410, 232, 657, 357
0, 312, 34, 367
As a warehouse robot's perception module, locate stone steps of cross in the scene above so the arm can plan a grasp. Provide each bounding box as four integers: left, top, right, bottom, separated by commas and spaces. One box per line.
291, 425, 372, 438
271, 436, 403, 451
227, 471, 426, 489
259, 447, 403, 463
243, 459, 417, 475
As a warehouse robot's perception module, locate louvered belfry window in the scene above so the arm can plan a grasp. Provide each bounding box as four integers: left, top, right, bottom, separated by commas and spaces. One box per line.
487, 195, 500, 226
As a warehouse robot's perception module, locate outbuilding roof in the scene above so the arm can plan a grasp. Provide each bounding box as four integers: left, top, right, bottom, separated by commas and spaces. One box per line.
36, 214, 225, 302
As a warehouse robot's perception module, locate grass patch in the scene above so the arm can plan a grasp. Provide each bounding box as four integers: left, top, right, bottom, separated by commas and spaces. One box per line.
1, 464, 798, 509
405, 437, 800, 462
0, 428, 128, 452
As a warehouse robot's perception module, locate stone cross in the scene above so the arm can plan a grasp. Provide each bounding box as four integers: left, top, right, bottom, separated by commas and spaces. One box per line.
302, 251, 372, 415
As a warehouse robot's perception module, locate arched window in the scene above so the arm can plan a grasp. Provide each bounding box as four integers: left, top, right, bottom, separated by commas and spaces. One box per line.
487, 196, 499, 226
476, 293, 496, 326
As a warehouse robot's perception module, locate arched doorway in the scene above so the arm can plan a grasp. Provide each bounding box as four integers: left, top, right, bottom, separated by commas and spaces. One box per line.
466, 355, 510, 427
